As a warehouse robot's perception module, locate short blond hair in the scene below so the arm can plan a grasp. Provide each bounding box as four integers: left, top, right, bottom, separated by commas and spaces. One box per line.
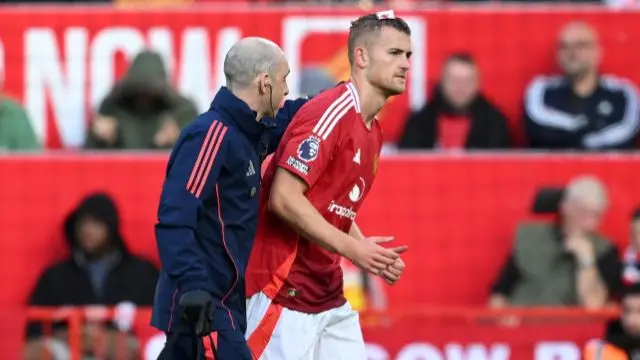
564, 175, 609, 209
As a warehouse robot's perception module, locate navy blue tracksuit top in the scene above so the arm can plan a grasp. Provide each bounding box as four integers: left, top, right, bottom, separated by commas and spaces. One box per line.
151, 87, 307, 334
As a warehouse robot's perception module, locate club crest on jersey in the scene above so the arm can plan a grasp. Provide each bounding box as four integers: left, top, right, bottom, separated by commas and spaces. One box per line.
349, 177, 366, 203
297, 136, 320, 162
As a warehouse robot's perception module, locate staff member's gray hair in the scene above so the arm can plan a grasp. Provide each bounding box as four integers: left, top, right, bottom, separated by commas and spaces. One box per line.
223, 37, 285, 90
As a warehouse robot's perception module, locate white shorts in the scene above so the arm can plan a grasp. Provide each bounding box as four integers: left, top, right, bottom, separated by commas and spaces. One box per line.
245, 292, 366, 360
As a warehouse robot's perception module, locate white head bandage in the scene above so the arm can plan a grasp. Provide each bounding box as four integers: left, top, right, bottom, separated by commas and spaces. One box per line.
376, 10, 396, 20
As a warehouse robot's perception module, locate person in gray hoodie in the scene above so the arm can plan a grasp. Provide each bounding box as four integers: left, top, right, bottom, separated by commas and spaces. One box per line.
85, 50, 198, 150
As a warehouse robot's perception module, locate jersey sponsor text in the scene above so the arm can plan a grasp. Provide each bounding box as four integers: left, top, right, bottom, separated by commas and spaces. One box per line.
328, 201, 357, 220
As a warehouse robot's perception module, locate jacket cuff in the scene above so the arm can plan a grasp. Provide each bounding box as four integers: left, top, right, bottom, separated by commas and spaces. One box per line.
178, 279, 214, 295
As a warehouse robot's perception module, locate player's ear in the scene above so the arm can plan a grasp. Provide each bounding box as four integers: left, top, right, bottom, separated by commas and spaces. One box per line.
258, 73, 271, 95
354, 46, 368, 68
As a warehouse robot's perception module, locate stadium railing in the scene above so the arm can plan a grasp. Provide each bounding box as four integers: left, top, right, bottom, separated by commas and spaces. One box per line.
21, 305, 620, 360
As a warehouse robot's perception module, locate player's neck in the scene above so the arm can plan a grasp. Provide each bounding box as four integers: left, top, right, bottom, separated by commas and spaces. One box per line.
349, 77, 386, 124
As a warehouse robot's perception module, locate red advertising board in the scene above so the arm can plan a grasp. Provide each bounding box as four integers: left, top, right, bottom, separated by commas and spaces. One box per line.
1, 153, 639, 308
362, 319, 604, 360
4, 307, 613, 360
0, 154, 637, 357
136, 312, 611, 360
1, 7, 640, 148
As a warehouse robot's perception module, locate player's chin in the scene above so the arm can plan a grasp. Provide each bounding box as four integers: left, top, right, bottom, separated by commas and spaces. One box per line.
385, 81, 406, 95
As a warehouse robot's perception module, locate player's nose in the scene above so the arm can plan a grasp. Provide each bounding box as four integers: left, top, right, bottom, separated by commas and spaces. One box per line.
400, 57, 410, 71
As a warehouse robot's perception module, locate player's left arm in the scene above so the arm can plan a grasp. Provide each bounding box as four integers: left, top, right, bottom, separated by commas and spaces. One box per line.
265, 97, 309, 154
348, 222, 405, 285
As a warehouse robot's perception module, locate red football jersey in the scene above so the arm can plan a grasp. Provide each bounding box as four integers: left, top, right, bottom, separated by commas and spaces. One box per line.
245, 82, 383, 313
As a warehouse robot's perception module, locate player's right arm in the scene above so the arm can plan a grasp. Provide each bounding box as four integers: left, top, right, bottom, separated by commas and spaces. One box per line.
155, 120, 229, 295
268, 102, 405, 274
270, 170, 404, 274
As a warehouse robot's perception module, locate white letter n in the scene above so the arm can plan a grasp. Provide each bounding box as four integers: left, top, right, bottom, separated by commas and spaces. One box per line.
25, 27, 87, 147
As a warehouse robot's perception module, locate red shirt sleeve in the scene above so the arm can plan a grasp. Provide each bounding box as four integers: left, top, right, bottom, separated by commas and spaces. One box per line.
277, 99, 348, 188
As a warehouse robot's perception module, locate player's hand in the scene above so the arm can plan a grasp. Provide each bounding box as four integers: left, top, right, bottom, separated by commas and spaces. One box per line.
348, 237, 408, 276
368, 236, 407, 283
380, 257, 405, 285
367, 236, 395, 245
179, 290, 214, 336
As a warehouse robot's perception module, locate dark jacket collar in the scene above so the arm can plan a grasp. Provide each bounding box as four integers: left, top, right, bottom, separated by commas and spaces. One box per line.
560, 75, 604, 98
210, 87, 270, 142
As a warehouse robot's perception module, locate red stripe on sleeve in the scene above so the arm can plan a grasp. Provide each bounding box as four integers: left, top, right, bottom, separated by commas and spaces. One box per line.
194, 126, 228, 198
186, 121, 224, 196
186, 121, 219, 192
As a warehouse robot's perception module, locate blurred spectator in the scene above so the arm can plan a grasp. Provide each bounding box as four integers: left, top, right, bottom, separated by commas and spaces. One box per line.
23, 193, 159, 360
523, 22, 640, 151
622, 208, 640, 286
398, 53, 510, 150
85, 50, 198, 150
584, 284, 640, 359
489, 176, 621, 308
0, 94, 40, 151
